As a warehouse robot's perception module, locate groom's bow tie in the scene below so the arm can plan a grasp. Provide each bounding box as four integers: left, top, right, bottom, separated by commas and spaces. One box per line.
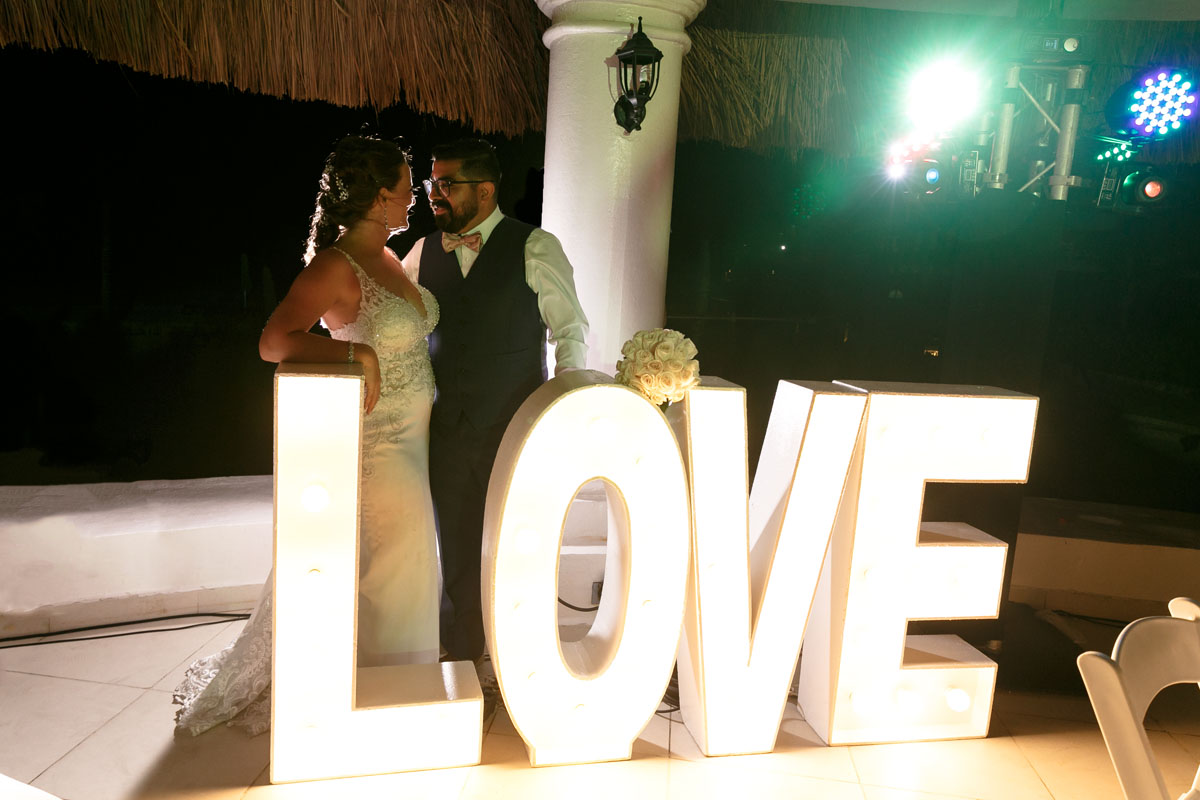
441, 231, 483, 253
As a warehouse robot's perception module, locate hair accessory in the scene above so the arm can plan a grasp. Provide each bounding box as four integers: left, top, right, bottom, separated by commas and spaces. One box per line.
329, 172, 350, 202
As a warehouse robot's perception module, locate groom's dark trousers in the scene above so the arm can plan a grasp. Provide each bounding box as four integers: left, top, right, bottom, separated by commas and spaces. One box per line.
419, 217, 546, 662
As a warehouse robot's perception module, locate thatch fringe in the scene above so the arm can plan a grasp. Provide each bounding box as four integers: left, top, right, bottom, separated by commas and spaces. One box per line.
679, 27, 851, 156
0, 0, 551, 136
2, 0, 1198, 161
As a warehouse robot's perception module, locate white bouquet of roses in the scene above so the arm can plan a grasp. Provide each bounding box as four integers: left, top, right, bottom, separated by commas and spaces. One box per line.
614, 328, 701, 407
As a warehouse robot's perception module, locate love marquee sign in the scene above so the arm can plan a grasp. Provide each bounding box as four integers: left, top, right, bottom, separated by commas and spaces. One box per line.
270, 365, 1037, 784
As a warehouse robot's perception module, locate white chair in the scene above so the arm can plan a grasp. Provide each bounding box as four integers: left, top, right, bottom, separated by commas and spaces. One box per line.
1077, 597, 1200, 800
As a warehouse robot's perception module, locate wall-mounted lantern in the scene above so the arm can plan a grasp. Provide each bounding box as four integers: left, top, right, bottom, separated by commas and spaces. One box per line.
613, 17, 663, 134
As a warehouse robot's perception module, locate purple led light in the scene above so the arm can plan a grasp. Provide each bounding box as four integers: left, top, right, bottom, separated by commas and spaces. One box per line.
1117, 69, 1194, 136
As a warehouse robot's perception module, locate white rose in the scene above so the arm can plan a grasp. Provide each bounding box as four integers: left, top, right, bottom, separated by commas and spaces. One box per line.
659, 372, 682, 403
638, 374, 664, 405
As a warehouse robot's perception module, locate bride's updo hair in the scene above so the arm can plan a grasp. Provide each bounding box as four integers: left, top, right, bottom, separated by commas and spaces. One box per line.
305, 134, 411, 264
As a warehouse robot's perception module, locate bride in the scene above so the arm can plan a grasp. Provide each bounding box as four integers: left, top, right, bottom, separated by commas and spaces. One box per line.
173, 134, 441, 735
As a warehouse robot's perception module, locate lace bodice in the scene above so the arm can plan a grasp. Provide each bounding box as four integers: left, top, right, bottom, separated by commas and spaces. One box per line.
324, 247, 439, 404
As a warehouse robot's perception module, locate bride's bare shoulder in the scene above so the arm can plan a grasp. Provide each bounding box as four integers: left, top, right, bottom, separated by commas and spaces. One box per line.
304, 247, 357, 283
309, 246, 350, 269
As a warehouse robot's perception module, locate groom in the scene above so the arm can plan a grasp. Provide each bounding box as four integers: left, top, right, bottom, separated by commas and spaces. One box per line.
402, 138, 589, 671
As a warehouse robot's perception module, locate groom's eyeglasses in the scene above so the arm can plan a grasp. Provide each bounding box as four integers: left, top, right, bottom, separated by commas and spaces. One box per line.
422, 178, 486, 196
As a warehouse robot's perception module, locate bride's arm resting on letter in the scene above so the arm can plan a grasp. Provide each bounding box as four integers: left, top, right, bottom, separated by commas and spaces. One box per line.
259, 250, 382, 413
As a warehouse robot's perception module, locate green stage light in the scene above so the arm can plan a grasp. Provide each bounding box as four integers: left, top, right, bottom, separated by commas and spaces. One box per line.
1095, 140, 1139, 162
904, 59, 981, 137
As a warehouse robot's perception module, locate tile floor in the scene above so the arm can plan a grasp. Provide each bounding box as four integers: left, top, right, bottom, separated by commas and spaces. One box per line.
2, 616, 1198, 800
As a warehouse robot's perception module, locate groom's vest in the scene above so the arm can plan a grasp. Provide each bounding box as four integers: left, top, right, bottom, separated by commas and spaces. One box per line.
418, 216, 547, 431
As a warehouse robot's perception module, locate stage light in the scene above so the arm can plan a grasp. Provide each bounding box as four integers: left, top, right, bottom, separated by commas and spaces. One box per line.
1016, 27, 1089, 61
1096, 141, 1137, 162
904, 59, 981, 137
912, 159, 944, 197
884, 156, 944, 198
1119, 169, 1168, 207
884, 135, 948, 197
1107, 68, 1196, 139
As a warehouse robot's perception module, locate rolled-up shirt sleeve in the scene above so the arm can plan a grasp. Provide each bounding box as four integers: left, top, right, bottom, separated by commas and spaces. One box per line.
525, 228, 589, 372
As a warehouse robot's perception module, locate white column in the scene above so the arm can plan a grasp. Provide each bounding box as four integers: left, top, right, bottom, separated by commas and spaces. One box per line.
537, 0, 705, 374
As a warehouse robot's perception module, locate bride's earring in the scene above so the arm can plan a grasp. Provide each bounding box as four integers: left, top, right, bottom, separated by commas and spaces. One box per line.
382, 198, 389, 230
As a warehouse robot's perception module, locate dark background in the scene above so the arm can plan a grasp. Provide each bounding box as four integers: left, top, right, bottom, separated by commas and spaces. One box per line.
3, 44, 1198, 515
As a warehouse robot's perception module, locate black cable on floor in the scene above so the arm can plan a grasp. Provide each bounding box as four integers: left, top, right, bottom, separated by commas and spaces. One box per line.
0, 613, 251, 650
557, 597, 599, 613
656, 670, 682, 718
1052, 609, 1131, 628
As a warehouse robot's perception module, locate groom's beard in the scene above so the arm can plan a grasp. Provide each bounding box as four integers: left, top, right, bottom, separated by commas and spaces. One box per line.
432, 194, 479, 233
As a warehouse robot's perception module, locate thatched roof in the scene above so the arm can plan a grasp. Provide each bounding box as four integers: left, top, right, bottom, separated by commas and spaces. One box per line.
3, 0, 1199, 161
0, 0, 552, 135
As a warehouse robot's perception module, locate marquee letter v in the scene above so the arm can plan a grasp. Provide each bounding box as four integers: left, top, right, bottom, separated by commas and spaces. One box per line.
672, 379, 866, 757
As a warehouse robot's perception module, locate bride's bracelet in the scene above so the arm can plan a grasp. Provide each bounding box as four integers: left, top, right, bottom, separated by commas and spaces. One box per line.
347, 342, 355, 364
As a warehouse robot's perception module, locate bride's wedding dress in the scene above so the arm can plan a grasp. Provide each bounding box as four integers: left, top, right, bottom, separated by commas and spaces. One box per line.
173, 248, 441, 735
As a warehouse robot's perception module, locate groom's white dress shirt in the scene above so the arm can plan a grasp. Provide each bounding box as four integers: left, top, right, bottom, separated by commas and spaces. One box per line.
401, 207, 589, 373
